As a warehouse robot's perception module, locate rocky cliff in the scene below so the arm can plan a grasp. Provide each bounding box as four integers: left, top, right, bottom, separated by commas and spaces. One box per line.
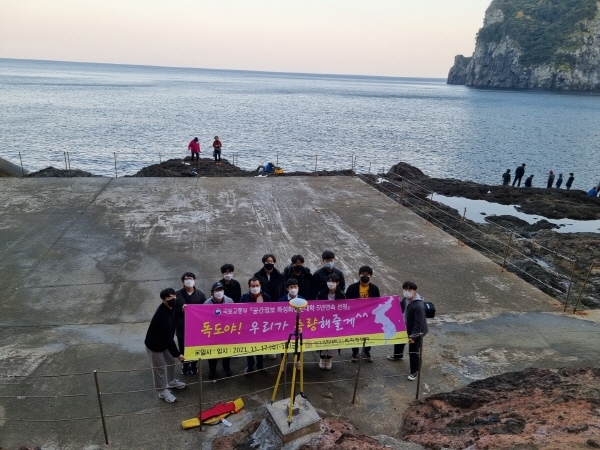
448, 0, 600, 90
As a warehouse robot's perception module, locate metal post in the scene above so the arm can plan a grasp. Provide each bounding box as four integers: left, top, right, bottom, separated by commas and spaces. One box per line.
501, 232, 514, 272
93, 370, 109, 445
314, 155, 318, 174
197, 358, 203, 432
64, 152, 69, 174
572, 261, 595, 314
399, 178, 405, 204
159, 153, 163, 178
425, 192, 434, 224
113, 152, 118, 178
368, 162, 371, 174
351, 338, 367, 404
351, 154, 355, 172
415, 334, 424, 400
563, 259, 577, 312
67, 152, 71, 178
19, 152, 24, 177
276, 153, 279, 166
457, 208, 467, 244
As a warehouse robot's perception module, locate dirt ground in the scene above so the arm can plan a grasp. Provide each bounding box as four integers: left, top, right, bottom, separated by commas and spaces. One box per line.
402, 367, 600, 450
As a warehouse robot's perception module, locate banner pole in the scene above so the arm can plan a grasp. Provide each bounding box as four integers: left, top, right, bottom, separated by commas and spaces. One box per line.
198, 358, 203, 432
415, 334, 424, 400
351, 338, 367, 404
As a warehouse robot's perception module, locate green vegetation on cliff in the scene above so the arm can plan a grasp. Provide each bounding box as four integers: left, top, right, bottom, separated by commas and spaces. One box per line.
476, 0, 598, 67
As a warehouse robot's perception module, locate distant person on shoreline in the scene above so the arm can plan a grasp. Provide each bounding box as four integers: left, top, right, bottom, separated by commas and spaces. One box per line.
547, 170, 555, 188
555, 174, 563, 189
566, 173, 575, 190
512, 163, 526, 187
588, 186, 598, 197
188, 137, 200, 163
502, 169, 511, 186
212, 136, 222, 165
524, 174, 534, 188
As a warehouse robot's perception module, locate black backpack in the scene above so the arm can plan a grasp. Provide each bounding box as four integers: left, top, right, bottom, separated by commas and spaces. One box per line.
424, 301, 436, 319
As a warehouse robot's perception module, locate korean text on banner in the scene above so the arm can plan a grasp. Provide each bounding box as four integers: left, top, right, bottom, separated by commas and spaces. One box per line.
184, 296, 407, 360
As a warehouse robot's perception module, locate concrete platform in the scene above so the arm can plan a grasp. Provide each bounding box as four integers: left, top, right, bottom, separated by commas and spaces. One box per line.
0, 176, 598, 449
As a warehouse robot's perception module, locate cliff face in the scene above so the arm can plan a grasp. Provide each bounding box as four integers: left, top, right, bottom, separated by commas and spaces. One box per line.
448, 0, 600, 90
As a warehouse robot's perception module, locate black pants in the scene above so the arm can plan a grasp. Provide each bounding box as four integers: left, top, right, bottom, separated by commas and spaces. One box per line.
352, 346, 371, 356
512, 175, 523, 187
191, 152, 199, 162
208, 358, 231, 374
177, 331, 197, 371
246, 355, 264, 369
213, 149, 221, 162
394, 337, 422, 374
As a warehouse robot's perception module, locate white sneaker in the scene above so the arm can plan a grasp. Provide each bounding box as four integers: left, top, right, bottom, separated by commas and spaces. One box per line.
319, 359, 326, 369
325, 359, 333, 370
158, 389, 176, 403
268, 354, 277, 359
407, 372, 418, 381
168, 379, 186, 390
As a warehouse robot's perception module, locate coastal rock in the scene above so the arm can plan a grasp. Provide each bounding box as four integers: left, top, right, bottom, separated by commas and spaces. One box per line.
448, 0, 600, 90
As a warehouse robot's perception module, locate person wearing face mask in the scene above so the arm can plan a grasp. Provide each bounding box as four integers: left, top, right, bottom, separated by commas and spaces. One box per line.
387, 281, 428, 382
144, 288, 186, 403
283, 255, 313, 300
204, 282, 234, 379
241, 277, 272, 374
277, 279, 305, 303
253, 254, 285, 304
218, 263, 242, 303
316, 274, 346, 369
346, 266, 381, 363
175, 272, 207, 375
311, 250, 346, 298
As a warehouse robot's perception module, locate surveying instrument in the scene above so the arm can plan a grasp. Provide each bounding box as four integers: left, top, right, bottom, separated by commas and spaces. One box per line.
270, 296, 309, 425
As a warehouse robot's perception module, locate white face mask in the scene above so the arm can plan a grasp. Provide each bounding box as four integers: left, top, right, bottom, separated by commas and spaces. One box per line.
403, 290, 414, 299
213, 291, 224, 300
223, 273, 233, 281
327, 282, 337, 290
288, 288, 298, 296
250, 287, 261, 295
184, 279, 195, 288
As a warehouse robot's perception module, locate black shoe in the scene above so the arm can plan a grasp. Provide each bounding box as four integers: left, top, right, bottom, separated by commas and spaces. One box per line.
181, 364, 190, 375
190, 363, 198, 375
244, 367, 254, 375
258, 367, 268, 374
225, 370, 233, 377
364, 352, 374, 363
351, 354, 359, 362
208, 372, 217, 380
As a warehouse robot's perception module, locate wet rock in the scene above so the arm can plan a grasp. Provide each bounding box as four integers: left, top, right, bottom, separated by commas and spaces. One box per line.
26, 166, 100, 177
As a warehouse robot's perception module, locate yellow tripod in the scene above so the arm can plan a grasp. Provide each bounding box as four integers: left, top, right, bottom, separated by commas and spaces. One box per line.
271, 298, 308, 425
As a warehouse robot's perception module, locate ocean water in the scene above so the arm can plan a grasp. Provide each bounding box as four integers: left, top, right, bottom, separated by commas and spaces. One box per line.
1, 58, 599, 186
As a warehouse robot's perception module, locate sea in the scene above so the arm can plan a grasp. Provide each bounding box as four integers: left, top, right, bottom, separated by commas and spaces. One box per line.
1, 58, 599, 187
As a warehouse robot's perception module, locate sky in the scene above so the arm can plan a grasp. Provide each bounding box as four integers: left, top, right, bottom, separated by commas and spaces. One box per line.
0, 0, 491, 78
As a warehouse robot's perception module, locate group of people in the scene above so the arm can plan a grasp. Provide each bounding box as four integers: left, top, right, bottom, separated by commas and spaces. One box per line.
144, 251, 428, 403
187, 136, 223, 164
502, 164, 575, 190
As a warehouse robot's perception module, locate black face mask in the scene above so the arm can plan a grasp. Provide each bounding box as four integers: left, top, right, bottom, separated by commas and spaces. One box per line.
166, 298, 176, 307
293, 265, 302, 273
264, 263, 275, 271
360, 276, 370, 284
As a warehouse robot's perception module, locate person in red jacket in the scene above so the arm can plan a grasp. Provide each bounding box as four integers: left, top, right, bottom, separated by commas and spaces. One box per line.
188, 137, 200, 163
212, 136, 222, 165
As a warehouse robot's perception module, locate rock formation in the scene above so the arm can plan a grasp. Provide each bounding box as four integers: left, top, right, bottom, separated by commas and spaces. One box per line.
448, 0, 600, 90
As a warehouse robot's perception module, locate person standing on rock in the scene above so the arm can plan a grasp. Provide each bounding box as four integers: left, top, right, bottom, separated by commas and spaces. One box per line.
513, 163, 526, 187
502, 169, 511, 186
144, 288, 186, 403
188, 137, 201, 164
524, 174, 534, 188
555, 174, 563, 189
175, 272, 207, 375
566, 173, 575, 190
547, 171, 555, 188
212, 136, 222, 165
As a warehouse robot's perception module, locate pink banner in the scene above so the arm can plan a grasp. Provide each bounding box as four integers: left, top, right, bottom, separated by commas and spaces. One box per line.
184, 296, 408, 360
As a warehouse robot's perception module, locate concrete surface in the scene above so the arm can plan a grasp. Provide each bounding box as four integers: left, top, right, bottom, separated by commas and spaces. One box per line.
0, 176, 598, 449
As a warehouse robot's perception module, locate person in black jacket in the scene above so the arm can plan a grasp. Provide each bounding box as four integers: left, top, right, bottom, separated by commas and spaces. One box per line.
253, 254, 285, 303
283, 254, 313, 299
566, 173, 575, 190
219, 263, 242, 303
524, 174, 534, 188
145, 288, 186, 403
512, 163, 526, 187
311, 250, 346, 298
387, 281, 428, 381
346, 265, 381, 363
316, 274, 346, 369
502, 169, 511, 186
174, 272, 207, 375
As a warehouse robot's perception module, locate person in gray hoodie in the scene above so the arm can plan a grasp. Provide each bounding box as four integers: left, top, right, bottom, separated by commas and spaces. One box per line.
386, 281, 428, 381
204, 282, 234, 379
